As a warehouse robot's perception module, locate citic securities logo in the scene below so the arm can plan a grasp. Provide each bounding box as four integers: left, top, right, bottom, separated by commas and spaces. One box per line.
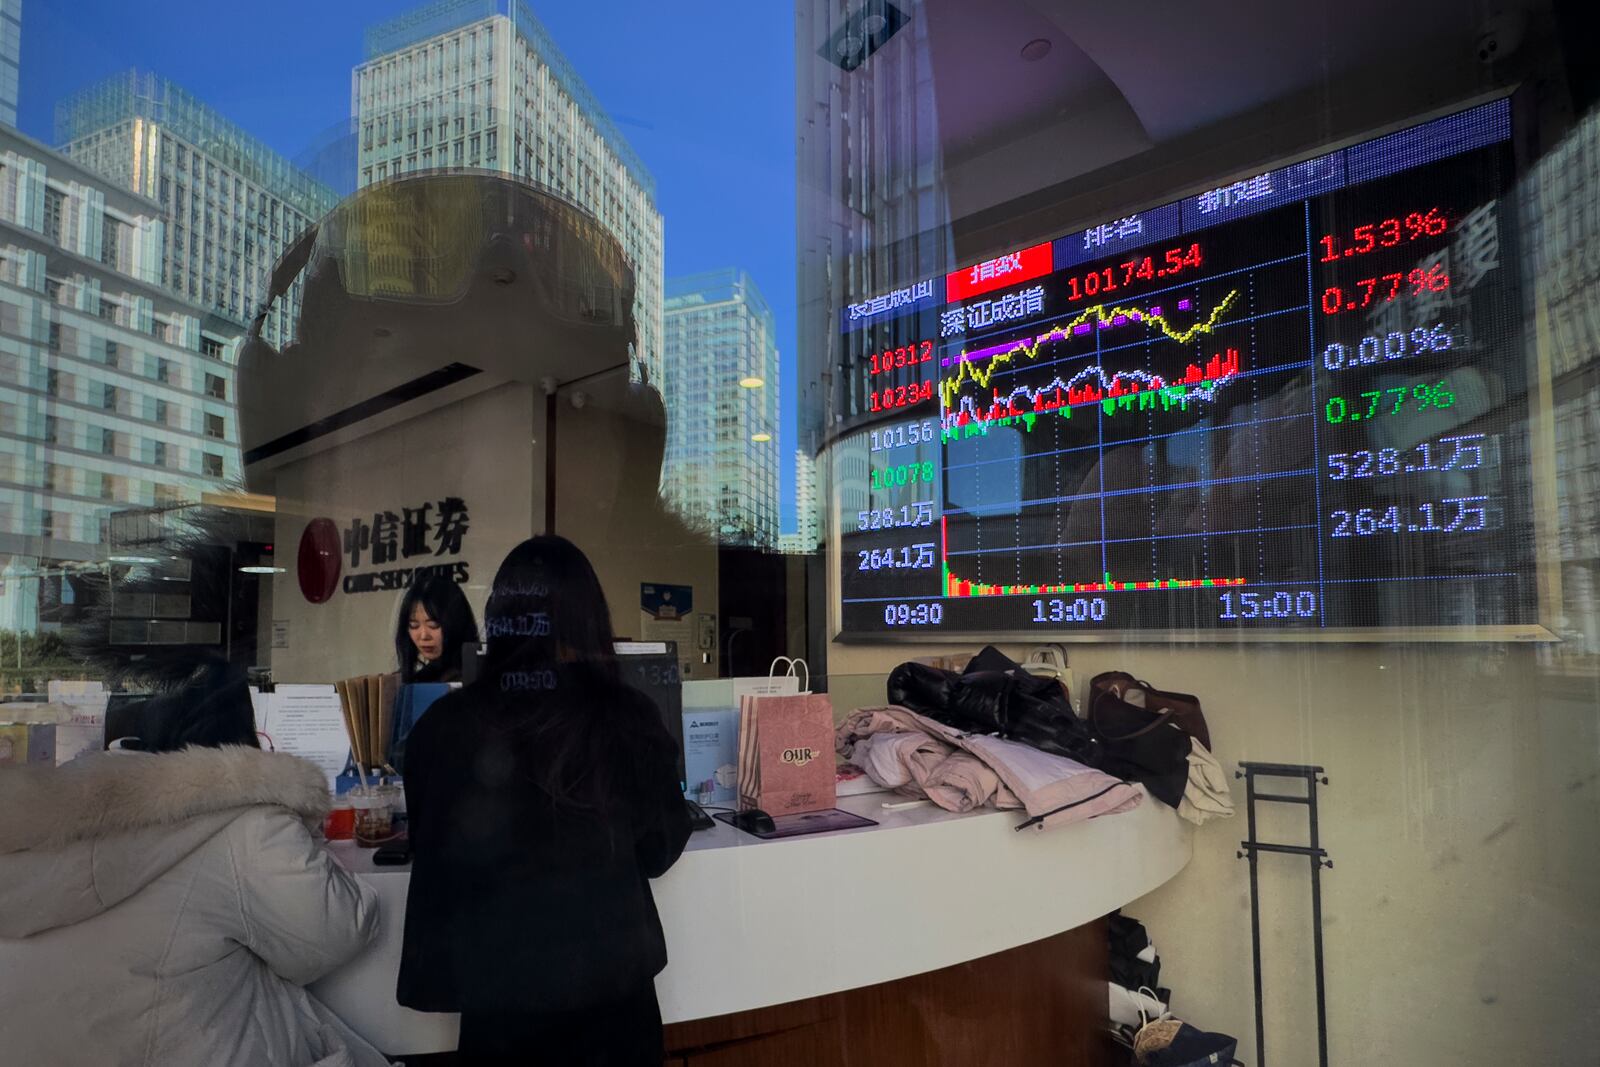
297, 497, 472, 603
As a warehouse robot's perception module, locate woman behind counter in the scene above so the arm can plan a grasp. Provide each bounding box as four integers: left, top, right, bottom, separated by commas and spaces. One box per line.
395, 576, 479, 684
397, 535, 692, 1065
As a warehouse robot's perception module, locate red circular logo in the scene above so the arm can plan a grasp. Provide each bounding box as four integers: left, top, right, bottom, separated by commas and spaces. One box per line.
298, 518, 342, 604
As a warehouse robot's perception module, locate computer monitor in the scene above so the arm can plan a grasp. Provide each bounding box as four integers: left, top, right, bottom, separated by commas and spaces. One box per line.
614, 641, 685, 792
457, 639, 685, 790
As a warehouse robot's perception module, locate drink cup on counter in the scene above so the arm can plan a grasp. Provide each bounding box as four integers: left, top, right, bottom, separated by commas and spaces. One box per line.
324, 796, 355, 841
350, 783, 400, 847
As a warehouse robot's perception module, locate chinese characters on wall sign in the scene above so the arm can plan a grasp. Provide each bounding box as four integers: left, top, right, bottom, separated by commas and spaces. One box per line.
337, 496, 472, 595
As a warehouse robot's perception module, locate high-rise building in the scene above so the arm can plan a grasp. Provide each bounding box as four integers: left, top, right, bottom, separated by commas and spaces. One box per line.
778, 448, 821, 554
795, 1, 950, 456
353, 0, 664, 387
0, 125, 243, 620
54, 70, 340, 346
662, 269, 779, 549
0, 0, 20, 129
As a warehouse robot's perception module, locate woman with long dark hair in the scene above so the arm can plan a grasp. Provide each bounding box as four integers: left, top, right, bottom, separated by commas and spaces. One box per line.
394, 576, 480, 684
397, 535, 692, 1064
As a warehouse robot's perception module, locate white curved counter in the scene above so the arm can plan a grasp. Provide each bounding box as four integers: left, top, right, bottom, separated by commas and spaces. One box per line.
311, 791, 1191, 1055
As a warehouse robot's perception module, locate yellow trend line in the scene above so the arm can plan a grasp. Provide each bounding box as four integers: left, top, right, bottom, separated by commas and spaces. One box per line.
939, 289, 1242, 407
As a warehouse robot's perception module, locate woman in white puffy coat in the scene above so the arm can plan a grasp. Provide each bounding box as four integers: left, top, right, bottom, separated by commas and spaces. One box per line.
0, 677, 392, 1067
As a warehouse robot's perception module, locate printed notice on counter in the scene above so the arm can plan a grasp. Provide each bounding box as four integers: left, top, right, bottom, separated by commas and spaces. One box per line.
252, 684, 349, 788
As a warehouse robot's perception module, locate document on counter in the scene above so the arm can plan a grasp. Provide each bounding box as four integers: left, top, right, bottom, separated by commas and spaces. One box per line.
252, 685, 350, 788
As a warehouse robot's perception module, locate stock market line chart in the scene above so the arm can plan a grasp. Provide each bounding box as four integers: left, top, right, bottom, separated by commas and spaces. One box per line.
837, 98, 1540, 637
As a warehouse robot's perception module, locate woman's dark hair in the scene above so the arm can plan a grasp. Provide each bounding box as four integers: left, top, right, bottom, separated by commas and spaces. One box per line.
481, 535, 618, 682
136, 658, 260, 753
395, 576, 480, 683
478, 535, 648, 809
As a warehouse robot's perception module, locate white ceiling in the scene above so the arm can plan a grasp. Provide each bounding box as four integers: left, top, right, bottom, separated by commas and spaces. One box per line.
901, 0, 1548, 221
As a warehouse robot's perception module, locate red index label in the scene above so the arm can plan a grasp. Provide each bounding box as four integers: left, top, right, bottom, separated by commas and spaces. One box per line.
946, 242, 1054, 301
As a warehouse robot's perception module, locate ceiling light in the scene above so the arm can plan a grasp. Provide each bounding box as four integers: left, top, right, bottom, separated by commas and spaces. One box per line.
239, 566, 285, 575
739, 376, 765, 389
1021, 38, 1052, 62
751, 432, 772, 442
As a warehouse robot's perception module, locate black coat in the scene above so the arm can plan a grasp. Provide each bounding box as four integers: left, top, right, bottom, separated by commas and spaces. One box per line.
396, 673, 692, 1014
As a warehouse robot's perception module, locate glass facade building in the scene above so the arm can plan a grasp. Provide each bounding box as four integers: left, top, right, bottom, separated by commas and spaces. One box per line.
662, 268, 780, 548
0, 126, 240, 625
53, 70, 339, 346
0, 0, 20, 130
353, 0, 665, 387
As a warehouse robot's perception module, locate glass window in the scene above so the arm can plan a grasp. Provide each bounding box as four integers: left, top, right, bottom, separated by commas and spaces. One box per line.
42, 187, 65, 246
9, 9, 1600, 1066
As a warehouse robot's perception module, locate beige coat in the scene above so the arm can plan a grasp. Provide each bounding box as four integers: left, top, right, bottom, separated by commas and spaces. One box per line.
0, 746, 392, 1067
838, 705, 1143, 829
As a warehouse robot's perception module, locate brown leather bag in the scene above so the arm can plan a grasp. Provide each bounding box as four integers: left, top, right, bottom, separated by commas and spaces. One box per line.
1088, 671, 1211, 751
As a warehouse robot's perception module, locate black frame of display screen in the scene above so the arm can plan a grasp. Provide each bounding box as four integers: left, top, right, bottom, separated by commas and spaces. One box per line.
834, 95, 1552, 641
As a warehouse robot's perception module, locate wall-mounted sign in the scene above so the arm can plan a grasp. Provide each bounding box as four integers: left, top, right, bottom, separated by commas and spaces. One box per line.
300, 497, 473, 602
641, 582, 693, 619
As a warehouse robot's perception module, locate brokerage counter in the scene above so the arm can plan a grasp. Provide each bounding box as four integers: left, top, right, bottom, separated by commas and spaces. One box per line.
312, 791, 1191, 1061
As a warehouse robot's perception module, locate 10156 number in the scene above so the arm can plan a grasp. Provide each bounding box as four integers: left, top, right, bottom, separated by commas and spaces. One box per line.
870, 420, 935, 452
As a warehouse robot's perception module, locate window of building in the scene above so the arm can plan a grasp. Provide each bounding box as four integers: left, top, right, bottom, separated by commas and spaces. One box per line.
204, 413, 224, 439
151, 440, 167, 468
155, 358, 171, 384
152, 483, 181, 507
43, 187, 65, 246
154, 400, 168, 426
101, 428, 116, 455
105, 340, 121, 367
101, 215, 121, 267
46, 368, 60, 396
200, 335, 223, 359
102, 385, 118, 411
204, 373, 226, 400
47, 321, 61, 350
202, 452, 223, 478
43, 415, 57, 444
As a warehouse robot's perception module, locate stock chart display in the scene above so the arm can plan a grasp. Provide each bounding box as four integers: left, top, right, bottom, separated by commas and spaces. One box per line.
838, 99, 1539, 637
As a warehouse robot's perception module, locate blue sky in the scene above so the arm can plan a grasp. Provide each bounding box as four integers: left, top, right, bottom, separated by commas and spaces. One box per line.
18, 0, 801, 528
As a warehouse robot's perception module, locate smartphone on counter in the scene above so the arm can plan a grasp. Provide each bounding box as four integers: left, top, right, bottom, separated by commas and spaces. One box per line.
372, 838, 412, 866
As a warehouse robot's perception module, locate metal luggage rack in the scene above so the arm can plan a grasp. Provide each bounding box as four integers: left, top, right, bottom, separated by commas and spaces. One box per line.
1236, 761, 1333, 1067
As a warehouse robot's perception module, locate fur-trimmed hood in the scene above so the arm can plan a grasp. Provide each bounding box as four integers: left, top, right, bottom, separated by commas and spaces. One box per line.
0, 747, 331, 938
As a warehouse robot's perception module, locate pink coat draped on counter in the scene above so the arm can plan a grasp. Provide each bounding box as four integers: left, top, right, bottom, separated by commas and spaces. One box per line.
836, 706, 1141, 830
